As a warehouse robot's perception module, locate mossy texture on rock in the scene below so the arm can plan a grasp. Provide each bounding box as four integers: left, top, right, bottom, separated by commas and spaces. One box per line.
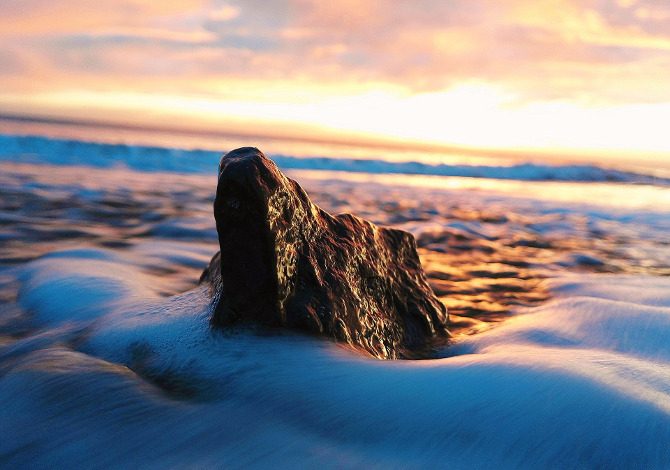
202, 147, 448, 358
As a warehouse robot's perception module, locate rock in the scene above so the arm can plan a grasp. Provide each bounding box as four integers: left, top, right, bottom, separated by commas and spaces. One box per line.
201, 147, 448, 358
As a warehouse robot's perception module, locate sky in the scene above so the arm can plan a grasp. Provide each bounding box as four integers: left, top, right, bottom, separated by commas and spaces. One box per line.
1, 0, 670, 162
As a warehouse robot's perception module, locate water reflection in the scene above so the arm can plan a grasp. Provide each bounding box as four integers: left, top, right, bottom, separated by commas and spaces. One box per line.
1, 162, 669, 348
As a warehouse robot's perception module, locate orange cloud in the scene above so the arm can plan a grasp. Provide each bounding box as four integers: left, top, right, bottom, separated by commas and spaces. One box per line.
1, 0, 670, 158
2, 0, 670, 102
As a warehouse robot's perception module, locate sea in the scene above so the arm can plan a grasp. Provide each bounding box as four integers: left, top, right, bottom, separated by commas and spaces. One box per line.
1, 117, 670, 468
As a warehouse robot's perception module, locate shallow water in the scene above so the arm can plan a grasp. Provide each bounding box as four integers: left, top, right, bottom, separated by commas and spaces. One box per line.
1, 158, 670, 467
1, 161, 668, 337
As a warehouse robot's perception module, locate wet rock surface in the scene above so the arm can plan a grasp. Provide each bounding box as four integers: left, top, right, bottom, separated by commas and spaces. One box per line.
202, 147, 449, 358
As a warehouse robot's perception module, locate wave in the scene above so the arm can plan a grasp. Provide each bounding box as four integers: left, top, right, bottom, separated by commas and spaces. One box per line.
4, 247, 670, 467
1, 133, 667, 185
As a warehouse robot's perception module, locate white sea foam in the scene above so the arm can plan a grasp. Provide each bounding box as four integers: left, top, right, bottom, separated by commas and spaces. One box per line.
2, 246, 670, 468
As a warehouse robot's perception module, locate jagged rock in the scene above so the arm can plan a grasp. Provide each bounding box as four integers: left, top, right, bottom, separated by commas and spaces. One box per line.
201, 147, 448, 358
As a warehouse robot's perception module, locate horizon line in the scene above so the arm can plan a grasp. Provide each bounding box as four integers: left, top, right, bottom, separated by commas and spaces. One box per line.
0, 111, 591, 163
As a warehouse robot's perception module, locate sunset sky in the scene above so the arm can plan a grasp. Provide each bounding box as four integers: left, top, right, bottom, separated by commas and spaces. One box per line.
2, 0, 670, 162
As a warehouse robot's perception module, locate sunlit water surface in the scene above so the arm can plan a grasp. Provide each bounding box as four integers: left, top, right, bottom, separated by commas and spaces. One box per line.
1, 152, 670, 467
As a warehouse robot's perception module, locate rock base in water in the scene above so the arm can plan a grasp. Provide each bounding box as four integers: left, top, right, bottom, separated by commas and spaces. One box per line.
201, 147, 448, 358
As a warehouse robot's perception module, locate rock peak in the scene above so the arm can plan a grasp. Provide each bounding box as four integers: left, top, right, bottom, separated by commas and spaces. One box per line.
202, 147, 449, 358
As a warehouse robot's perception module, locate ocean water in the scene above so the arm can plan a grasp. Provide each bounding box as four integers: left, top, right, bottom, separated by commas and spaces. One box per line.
1, 128, 670, 467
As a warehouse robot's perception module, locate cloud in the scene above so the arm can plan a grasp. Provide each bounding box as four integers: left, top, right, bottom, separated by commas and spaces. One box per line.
1, 0, 670, 104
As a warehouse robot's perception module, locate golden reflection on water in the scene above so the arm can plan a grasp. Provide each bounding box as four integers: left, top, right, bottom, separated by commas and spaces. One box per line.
294, 170, 670, 211
1, 161, 669, 346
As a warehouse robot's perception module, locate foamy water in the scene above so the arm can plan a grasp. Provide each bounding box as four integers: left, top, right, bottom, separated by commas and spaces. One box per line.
1, 135, 670, 467
7, 251, 670, 467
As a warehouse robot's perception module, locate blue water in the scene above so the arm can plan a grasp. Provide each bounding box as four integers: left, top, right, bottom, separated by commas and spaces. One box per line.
2, 133, 668, 185
2, 128, 670, 467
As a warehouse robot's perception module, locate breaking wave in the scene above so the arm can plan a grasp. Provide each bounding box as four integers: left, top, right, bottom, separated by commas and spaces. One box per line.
1, 134, 667, 185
